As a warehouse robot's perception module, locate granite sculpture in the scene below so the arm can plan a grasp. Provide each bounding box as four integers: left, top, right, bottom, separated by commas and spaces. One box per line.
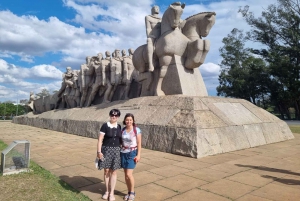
133, 2, 215, 96
25, 92, 36, 113
32, 2, 216, 113
79, 56, 94, 107
15, 2, 295, 159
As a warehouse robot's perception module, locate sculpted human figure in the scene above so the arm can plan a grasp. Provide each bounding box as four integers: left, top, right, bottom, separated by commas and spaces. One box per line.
145, 5, 161, 71
86, 53, 105, 106
122, 48, 139, 99
102, 51, 113, 103
108, 49, 123, 101
57, 66, 74, 98
65, 70, 81, 108
26, 91, 36, 112
79, 56, 94, 107
64, 66, 74, 87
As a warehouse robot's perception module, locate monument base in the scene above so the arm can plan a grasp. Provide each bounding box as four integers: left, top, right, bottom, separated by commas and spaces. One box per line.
12, 95, 294, 158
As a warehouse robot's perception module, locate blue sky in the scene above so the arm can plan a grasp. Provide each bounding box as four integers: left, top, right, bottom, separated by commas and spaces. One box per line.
0, 0, 276, 102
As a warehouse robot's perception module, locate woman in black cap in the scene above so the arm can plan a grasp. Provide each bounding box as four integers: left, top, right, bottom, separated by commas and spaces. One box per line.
97, 109, 122, 201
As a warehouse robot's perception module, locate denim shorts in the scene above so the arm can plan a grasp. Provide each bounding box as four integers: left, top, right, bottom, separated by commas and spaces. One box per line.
121, 149, 137, 169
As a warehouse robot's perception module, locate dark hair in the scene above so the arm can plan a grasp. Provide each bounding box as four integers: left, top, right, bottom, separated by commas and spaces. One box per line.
123, 113, 136, 126
109, 109, 121, 117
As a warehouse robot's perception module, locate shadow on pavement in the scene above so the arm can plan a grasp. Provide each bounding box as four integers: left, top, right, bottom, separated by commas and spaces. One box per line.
58, 175, 125, 196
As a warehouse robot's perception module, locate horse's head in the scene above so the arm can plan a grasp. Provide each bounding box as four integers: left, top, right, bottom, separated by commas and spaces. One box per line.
199, 12, 216, 37
161, 2, 185, 34
169, 2, 185, 28
182, 12, 216, 41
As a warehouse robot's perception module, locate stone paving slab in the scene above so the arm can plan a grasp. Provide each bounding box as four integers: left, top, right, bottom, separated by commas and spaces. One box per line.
1, 122, 300, 201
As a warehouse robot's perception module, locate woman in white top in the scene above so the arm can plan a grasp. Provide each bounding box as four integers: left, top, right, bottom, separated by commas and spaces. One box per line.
120, 113, 141, 201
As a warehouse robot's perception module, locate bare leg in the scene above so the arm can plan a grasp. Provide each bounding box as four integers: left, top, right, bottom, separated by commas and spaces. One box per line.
98, 86, 106, 97
124, 169, 134, 192
109, 170, 117, 200
103, 168, 110, 199
108, 85, 117, 101
57, 82, 66, 98
147, 38, 155, 72
86, 85, 99, 106
75, 96, 80, 107
103, 83, 112, 103
123, 82, 131, 100
80, 88, 87, 107
156, 66, 167, 96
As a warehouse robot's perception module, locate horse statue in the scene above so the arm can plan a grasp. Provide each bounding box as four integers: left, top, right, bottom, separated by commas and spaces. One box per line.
132, 2, 216, 96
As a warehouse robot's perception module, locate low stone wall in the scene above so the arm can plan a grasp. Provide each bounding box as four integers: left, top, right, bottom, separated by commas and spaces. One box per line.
12, 95, 294, 158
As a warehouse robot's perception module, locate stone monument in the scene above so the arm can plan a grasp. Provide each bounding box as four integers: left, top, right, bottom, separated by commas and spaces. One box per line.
13, 2, 294, 158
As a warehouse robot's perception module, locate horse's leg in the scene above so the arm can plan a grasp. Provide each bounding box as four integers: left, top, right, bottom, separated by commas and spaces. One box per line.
137, 72, 152, 96
185, 39, 210, 69
156, 65, 168, 96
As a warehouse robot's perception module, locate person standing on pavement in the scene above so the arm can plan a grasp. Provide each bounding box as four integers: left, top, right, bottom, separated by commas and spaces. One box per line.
120, 113, 142, 201
97, 109, 122, 201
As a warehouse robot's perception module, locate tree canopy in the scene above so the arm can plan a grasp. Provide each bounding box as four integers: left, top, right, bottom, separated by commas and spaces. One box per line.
217, 28, 269, 105
217, 0, 300, 119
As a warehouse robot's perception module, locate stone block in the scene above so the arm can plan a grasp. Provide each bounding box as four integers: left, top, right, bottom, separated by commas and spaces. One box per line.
215, 126, 251, 152
197, 128, 223, 157
13, 95, 294, 158
243, 124, 266, 147
172, 127, 197, 157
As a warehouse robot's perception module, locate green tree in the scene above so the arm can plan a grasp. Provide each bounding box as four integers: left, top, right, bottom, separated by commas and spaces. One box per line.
36, 88, 50, 98
0, 103, 26, 119
217, 28, 270, 105
240, 0, 300, 119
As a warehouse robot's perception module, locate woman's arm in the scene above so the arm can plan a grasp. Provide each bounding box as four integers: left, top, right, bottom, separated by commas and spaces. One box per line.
97, 133, 105, 159
135, 134, 142, 162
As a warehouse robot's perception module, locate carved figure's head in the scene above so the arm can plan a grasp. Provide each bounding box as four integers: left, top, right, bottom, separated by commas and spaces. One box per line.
115, 49, 121, 58
86, 56, 92, 64
97, 53, 103, 60
122, 49, 126, 57
151, 5, 160, 15
128, 48, 134, 55
105, 51, 111, 57
66, 66, 72, 73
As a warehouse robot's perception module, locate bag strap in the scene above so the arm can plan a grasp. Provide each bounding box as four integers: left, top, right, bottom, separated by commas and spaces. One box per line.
122, 126, 137, 137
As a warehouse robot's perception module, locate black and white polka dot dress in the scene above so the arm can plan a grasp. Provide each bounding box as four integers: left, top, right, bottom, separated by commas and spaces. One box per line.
98, 122, 122, 170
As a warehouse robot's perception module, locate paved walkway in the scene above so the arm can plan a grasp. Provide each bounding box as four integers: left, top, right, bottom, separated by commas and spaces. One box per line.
1, 122, 300, 201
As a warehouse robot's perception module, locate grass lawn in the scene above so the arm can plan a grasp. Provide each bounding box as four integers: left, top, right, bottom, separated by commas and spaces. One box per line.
289, 125, 300, 134
0, 140, 91, 201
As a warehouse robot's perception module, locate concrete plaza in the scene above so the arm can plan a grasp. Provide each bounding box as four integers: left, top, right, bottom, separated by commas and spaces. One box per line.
1, 122, 300, 201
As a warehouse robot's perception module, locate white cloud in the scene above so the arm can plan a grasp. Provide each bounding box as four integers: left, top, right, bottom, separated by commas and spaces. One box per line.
0, 59, 62, 80
200, 62, 220, 78
31, 65, 63, 79
0, 0, 278, 100
199, 63, 220, 96
0, 59, 63, 101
